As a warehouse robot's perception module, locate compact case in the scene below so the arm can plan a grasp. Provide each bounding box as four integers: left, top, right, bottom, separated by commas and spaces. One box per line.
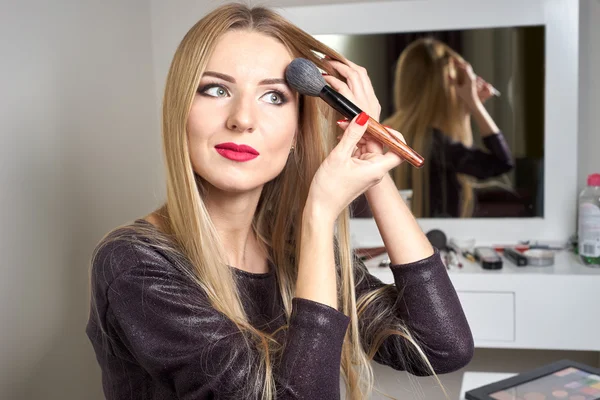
466, 359, 600, 400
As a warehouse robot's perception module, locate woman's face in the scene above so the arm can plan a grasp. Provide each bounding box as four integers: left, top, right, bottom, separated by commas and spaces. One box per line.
187, 30, 298, 194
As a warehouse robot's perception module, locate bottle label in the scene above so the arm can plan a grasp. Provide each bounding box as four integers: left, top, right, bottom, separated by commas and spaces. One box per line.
579, 203, 600, 257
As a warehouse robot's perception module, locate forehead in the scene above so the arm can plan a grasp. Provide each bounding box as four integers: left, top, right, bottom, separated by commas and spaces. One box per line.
205, 30, 293, 79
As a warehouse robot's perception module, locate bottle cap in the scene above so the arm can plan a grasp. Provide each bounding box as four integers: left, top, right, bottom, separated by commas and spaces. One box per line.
588, 173, 600, 186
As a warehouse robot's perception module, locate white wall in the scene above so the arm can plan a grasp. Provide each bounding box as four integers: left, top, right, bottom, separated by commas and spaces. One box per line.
0, 1, 161, 399
578, 0, 600, 190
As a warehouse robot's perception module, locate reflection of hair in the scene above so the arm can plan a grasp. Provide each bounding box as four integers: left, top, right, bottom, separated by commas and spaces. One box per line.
383, 38, 474, 218
91, 4, 439, 399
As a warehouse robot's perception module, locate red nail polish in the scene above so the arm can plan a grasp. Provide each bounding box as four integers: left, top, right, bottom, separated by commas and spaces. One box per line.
337, 119, 347, 124
356, 112, 369, 126
321, 72, 329, 76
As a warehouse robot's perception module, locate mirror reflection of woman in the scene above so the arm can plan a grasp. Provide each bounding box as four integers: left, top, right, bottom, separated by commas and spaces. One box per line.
383, 38, 514, 218
86, 6, 474, 400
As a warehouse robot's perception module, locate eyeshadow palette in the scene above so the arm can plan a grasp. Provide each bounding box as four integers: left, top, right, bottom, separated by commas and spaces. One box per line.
466, 360, 600, 400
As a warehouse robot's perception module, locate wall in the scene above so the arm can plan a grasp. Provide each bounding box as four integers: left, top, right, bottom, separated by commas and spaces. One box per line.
0, 1, 161, 399
578, 0, 600, 190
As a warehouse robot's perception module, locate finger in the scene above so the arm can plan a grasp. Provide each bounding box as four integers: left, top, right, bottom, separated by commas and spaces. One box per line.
337, 122, 369, 144
377, 148, 404, 171
324, 75, 357, 103
336, 120, 350, 130
338, 112, 370, 156
455, 61, 475, 80
325, 60, 372, 105
337, 134, 366, 145
384, 126, 407, 144
326, 59, 367, 89
327, 59, 379, 113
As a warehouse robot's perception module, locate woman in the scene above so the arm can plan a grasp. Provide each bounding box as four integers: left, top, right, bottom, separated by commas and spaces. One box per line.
86, 4, 473, 399
383, 38, 514, 218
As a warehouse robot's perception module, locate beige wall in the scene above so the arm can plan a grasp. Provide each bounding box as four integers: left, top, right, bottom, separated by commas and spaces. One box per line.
1, 1, 160, 399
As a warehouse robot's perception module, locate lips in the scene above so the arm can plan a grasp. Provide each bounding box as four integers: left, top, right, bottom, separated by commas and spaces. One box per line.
214, 142, 259, 162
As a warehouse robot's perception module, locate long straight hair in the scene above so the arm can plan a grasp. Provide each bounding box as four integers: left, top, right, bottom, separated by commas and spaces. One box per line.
383, 38, 475, 218
95, 4, 438, 399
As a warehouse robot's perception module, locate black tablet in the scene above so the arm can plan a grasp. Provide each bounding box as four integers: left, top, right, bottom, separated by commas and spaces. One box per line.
465, 360, 600, 400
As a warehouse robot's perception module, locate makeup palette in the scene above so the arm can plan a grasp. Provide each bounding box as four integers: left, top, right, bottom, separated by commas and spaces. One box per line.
466, 360, 600, 400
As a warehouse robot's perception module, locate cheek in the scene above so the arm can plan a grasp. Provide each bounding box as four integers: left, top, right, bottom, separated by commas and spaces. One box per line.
186, 104, 217, 169
262, 110, 297, 156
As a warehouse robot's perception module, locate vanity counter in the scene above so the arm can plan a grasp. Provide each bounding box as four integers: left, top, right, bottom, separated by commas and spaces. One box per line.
364, 251, 600, 351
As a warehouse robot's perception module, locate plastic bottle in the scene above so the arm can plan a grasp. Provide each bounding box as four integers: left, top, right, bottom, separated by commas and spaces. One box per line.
578, 173, 600, 266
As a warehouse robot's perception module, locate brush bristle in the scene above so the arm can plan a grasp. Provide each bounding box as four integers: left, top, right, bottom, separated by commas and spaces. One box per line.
285, 58, 326, 97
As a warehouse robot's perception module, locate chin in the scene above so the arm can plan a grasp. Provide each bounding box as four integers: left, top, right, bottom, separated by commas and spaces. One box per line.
194, 157, 287, 193
203, 172, 279, 194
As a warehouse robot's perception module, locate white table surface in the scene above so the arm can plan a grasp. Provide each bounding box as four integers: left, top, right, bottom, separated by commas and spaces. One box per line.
459, 372, 517, 400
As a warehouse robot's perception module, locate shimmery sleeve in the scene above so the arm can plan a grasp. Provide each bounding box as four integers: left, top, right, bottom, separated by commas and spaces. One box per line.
438, 131, 514, 179
354, 250, 474, 375
98, 252, 349, 399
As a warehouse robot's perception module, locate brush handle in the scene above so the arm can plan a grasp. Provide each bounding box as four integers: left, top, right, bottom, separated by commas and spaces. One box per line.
319, 86, 424, 168
365, 117, 425, 168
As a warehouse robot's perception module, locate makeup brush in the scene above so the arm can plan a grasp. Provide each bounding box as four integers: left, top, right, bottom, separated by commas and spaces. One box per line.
285, 58, 425, 168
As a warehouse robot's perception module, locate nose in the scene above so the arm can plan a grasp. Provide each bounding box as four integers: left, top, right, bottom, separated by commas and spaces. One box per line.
226, 95, 256, 133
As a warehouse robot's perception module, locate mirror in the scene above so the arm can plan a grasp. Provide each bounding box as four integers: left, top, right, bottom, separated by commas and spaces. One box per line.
315, 26, 545, 219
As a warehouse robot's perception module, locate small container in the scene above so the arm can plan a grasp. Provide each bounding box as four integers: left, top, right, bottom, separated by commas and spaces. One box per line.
578, 173, 600, 266
523, 249, 555, 266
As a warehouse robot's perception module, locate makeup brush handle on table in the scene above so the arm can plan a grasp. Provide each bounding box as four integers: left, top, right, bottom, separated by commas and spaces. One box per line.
285, 58, 425, 168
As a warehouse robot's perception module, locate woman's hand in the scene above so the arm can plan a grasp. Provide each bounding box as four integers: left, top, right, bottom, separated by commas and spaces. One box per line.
321, 57, 385, 155
476, 76, 495, 104
306, 113, 403, 223
322, 58, 381, 120
449, 59, 493, 111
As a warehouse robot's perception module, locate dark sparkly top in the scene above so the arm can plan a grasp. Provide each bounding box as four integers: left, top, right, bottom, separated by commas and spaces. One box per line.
86, 220, 473, 399
429, 129, 514, 217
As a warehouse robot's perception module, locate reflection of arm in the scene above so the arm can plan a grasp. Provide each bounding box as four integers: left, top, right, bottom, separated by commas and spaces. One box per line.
354, 253, 474, 375
440, 131, 514, 180
471, 102, 499, 136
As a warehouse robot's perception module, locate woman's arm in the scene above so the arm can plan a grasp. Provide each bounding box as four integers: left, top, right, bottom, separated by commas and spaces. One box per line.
446, 60, 514, 178
296, 202, 338, 308
437, 130, 514, 179
353, 253, 474, 375
89, 239, 350, 400
359, 170, 473, 374
364, 173, 433, 265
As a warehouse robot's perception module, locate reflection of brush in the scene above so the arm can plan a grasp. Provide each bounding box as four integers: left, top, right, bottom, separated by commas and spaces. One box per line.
477, 76, 501, 97
285, 58, 425, 168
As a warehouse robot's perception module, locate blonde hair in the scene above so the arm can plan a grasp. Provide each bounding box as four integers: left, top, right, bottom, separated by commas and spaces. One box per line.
94, 4, 441, 399
382, 38, 475, 218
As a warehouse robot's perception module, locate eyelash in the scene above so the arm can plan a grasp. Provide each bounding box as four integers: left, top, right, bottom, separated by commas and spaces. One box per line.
197, 82, 288, 106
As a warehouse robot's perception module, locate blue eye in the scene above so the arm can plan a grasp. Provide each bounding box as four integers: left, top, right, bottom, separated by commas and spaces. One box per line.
199, 84, 229, 98
261, 91, 287, 105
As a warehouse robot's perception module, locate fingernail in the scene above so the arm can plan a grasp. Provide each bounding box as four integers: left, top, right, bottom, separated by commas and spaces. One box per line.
337, 118, 347, 124
384, 125, 391, 129
356, 112, 369, 126
321, 72, 329, 76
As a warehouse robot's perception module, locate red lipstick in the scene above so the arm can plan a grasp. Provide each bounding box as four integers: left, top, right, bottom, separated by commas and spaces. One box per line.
214, 142, 259, 162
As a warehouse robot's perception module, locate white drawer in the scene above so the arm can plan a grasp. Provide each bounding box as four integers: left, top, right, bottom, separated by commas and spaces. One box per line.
457, 291, 515, 342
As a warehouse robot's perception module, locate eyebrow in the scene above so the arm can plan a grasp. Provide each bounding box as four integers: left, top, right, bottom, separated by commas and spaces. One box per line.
203, 71, 287, 86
